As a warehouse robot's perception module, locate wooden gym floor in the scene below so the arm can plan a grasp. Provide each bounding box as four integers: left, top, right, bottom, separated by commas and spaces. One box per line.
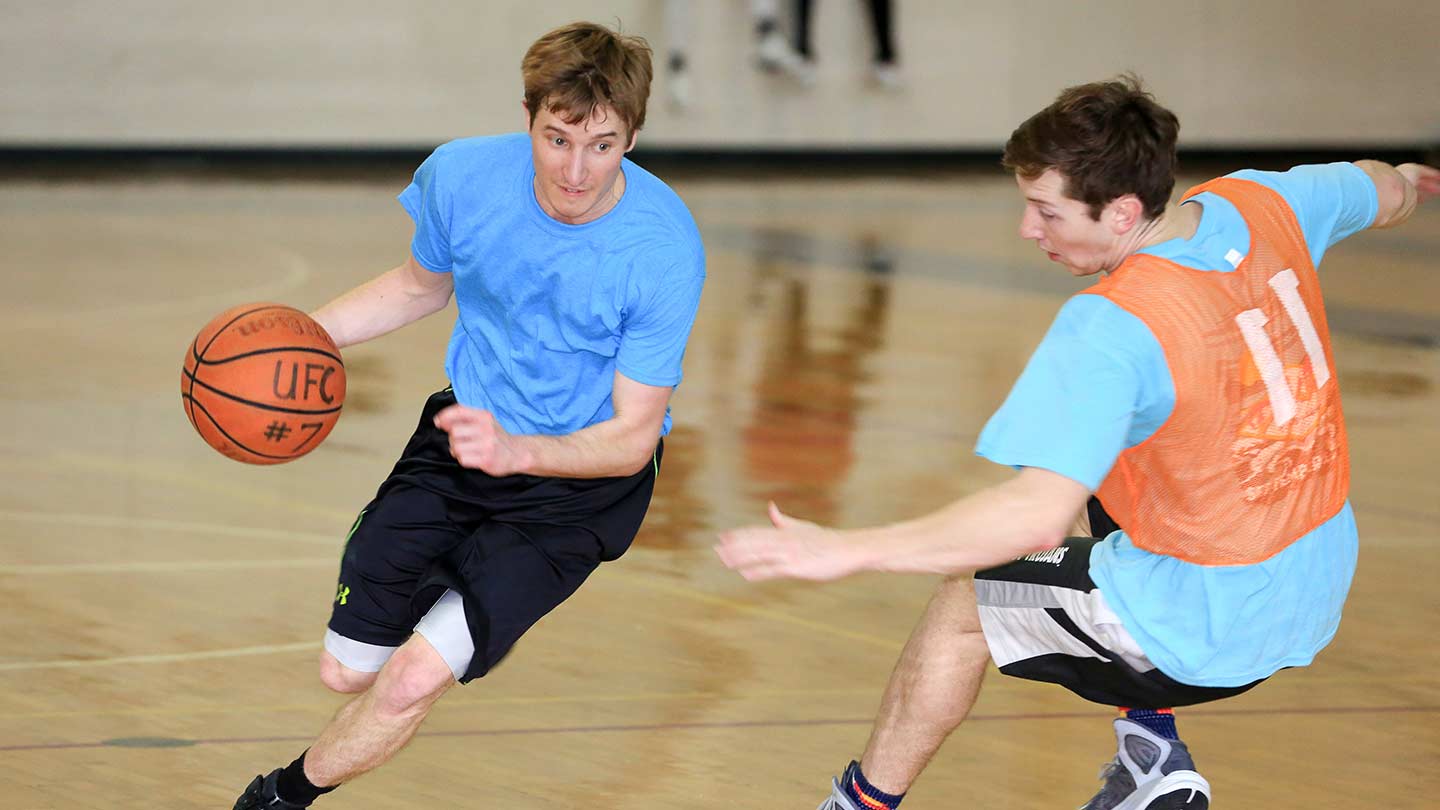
1, 161, 1436, 808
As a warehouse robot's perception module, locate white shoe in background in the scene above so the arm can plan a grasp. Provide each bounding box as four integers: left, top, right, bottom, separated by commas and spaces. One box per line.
870, 62, 903, 91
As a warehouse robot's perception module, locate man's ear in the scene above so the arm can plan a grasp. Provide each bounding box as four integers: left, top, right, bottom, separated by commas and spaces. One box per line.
1107, 194, 1146, 234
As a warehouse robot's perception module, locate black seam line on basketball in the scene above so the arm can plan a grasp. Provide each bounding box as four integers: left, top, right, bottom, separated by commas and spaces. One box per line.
196, 345, 343, 366
185, 336, 200, 426
1044, 607, 1116, 662
192, 304, 288, 364
188, 303, 290, 420
182, 395, 297, 460
180, 370, 343, 416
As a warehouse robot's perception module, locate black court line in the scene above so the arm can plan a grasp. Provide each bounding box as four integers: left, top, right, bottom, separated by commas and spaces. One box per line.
4, 705, 1436, 753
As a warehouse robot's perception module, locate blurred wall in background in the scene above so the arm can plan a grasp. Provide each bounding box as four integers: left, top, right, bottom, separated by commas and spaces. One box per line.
3, 0, 1437, 149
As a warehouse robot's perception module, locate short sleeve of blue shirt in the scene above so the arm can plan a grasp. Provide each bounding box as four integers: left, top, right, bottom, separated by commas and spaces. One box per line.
975, 295, 1173, 490
617, 250, 706, 387
1229, 163, 1377, 266
397, 148, 456, 273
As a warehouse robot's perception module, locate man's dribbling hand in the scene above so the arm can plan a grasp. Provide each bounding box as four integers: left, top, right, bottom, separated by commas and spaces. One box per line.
434, 405, 528, 476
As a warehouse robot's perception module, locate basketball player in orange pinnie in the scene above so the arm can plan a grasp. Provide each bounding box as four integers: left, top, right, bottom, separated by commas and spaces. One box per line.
230, 22, 705, 810
717, 76, 1440, 810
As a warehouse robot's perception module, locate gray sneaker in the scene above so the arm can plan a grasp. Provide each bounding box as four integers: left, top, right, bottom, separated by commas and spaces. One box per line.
818, 776, 863, 810
1081, 719, 1210, 810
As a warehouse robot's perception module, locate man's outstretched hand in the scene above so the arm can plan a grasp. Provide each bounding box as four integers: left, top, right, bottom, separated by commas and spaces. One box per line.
715, 502, 865, 582
1398, 163, 1440, 205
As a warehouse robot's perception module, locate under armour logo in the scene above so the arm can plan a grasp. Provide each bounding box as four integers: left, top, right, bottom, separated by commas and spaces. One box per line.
335, 584, 350, 606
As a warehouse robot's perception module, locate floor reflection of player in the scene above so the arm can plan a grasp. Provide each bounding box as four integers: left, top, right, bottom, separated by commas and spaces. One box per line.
741, 232, 892, 526
631, 424, 711, 550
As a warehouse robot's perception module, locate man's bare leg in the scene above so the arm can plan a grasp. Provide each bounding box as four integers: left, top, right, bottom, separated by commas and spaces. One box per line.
304, 633, 456, 786
857, 574, 990, 794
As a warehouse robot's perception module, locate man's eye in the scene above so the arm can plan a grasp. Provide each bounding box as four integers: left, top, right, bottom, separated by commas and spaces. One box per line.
552, 137, 566, 147
596, 143, 609, 152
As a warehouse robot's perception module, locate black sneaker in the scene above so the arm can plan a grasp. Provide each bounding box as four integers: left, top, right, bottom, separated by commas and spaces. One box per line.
233, 769, 309, 810
1081, 719, 1210, 810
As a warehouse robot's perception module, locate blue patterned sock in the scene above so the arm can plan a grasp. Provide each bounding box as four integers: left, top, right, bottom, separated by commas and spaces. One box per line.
842, 760, 905, 810
1123, 707, 1178, 740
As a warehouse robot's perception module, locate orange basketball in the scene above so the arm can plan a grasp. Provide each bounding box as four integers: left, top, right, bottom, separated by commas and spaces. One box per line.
181, 303, 346, 464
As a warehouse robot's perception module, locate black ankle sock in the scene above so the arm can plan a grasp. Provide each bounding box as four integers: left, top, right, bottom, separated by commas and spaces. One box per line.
275, 750, 338, 806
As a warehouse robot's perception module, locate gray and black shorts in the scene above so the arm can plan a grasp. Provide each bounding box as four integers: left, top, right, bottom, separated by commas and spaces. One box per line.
974, 501, 1265, 708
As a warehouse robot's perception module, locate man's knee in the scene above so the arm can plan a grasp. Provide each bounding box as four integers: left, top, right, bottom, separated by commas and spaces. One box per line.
934, 574, 985, 635
319, 650, 379, 694
370, 637, 456, 719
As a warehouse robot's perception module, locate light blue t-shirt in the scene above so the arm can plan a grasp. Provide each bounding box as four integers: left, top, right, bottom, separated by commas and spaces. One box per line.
975, 163, 1378, 686
399, 134, 706, 436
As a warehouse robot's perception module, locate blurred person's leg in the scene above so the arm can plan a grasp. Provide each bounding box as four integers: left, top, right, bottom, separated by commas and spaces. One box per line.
864, 0, 902, 89
664, 0, 692, 108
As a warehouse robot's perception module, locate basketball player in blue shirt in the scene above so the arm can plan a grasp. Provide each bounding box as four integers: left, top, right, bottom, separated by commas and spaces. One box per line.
717, 76, 1438, 810
232, 22, 706, 809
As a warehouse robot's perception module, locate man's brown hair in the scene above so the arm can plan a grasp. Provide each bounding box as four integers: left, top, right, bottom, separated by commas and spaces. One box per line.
522, 22, 654, 137
1003, 75, 1180, 220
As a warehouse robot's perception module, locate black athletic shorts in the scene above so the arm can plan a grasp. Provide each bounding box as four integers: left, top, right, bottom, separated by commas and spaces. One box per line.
327, 389, 661, 683
973, 498, 1266, 708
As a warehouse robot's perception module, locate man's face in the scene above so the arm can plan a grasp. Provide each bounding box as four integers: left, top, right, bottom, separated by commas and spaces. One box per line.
527, 103, 636, 225
1015, 169, 1122, 277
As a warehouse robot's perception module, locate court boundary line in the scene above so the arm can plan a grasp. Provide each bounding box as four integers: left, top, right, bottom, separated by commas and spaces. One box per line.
4, 704, 1437, 753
